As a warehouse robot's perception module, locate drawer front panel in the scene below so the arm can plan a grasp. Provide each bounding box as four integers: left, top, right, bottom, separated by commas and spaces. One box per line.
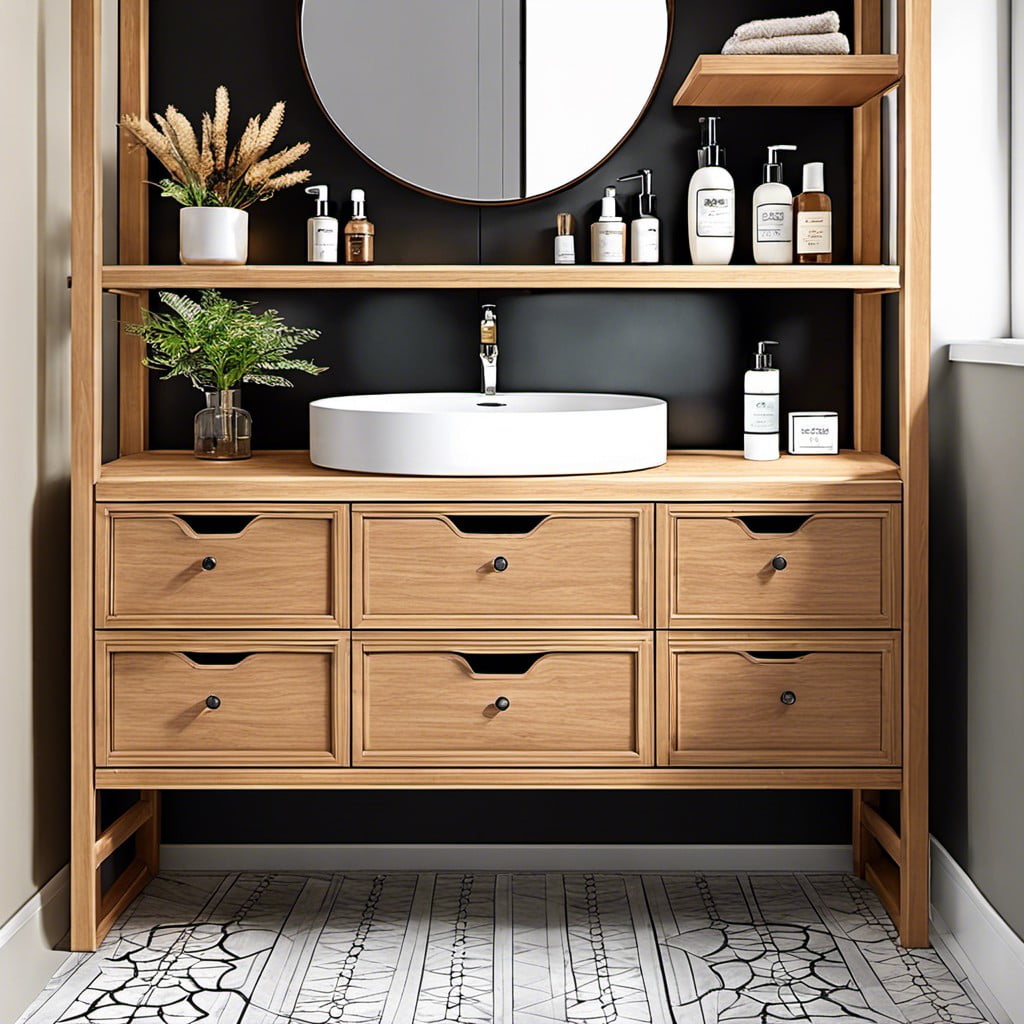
658, 504, 899, 628
352, 505, 652, 628
97, 633, 348, 766
353, 632, 653, 766
658, 633, 900, 766
99, 505, 346, 628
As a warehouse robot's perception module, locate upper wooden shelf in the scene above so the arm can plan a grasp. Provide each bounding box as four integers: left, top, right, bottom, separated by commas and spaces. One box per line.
673, 55, 901, 107
96, 450, 903, 503
101, 264, 900, 292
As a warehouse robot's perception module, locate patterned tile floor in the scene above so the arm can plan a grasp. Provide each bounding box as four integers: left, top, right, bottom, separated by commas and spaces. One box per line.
19, 872, 993, 1024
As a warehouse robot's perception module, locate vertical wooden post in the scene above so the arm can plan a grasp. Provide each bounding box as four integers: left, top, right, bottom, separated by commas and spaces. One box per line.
897, 0, 931, 949
852, 789, 882, 877
118, 0, 149, 455
852, 0, 883, 453
70, 0, 104, 952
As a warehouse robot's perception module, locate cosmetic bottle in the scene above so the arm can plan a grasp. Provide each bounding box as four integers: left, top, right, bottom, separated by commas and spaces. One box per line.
688, 116, 735, 265
795, 163, 833, 264
305, 185, 338, 264
344, 188, 375, 264
744, 341, 781, 461
590, 186, 626, 263
617, 168, 660, 263
752, 144, 797, 265
555, 213, 576, 265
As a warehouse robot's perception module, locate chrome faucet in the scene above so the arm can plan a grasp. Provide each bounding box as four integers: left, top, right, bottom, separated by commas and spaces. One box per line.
480, 304, 498, 396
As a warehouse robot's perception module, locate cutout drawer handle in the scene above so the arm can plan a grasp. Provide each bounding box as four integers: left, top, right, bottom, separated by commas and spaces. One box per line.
745, 651, 811, 661
494, 696, 511, 711
447, 514, 547, 535
454, 652, 545, 675
492, 555, 509, 572
201, 556, 217, 571
771, 554, 788, 572
178, 514, 258, 535
205, 695, 222, 710
181, 652, 254, 666
780, 691, 797, 706
736, 515, 812, 536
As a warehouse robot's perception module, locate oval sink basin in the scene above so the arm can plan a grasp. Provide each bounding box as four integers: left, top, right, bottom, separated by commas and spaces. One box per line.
309, 392, 667, 476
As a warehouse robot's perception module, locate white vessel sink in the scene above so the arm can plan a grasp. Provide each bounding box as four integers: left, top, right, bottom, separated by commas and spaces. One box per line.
309, 392, 667, 476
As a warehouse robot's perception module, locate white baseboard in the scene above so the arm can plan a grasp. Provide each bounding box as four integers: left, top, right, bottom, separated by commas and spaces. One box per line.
930, 837, 1024, 1024
0, 865, 72, 1024
160, 842, 853, 873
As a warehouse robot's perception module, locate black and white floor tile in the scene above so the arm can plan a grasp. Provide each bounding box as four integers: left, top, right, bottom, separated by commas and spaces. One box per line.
19, 872, 993, 1023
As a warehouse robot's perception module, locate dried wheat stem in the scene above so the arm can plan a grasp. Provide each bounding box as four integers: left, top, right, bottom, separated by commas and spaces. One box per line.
212, 85, 230, 171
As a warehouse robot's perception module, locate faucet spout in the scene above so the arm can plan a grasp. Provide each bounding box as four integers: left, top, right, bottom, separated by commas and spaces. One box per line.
480, 304, 498, 396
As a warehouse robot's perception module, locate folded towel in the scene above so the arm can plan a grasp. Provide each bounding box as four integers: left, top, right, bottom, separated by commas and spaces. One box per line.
732, 10, 840, 41
722, 32, 851, 55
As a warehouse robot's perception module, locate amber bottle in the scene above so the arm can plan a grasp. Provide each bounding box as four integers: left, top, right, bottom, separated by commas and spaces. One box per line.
794, 162, 833, 265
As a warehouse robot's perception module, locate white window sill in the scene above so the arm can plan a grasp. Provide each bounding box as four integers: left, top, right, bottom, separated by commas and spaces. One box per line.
947, 340, 1024, 368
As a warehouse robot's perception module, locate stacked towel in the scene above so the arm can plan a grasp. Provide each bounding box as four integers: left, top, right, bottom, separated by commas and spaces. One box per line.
722, 10, 850, 55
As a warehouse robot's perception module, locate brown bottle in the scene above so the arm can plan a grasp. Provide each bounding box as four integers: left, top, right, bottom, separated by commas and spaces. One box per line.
794, 162, 832, 265
344, 188, 375, 264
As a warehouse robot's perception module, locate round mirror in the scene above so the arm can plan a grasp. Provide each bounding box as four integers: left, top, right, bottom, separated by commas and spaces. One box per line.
299, 0, 672, 204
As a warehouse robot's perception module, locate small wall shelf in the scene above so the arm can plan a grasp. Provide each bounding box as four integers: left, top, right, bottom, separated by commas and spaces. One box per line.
102, 264, 901, 292
673, 55, 901, 107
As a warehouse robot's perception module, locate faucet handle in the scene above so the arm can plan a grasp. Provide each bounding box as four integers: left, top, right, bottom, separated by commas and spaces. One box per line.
481, 304, 497, 320
480, 304, 497, 348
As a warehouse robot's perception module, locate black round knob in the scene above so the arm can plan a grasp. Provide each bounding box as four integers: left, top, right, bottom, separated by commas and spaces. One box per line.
205, 695, 222, 710
201, 556, 217, 571
494, 696, 510, 711
493, 556, 509, 573
780, 691, 797, 706
772, 555, 788, 572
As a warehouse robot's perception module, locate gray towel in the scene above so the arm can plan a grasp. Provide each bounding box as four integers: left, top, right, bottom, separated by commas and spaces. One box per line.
722, 32, 851, 55
732, 10, 841, 40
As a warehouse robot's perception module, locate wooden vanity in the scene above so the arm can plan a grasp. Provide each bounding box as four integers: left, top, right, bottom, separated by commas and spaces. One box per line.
69, 0, 931, 953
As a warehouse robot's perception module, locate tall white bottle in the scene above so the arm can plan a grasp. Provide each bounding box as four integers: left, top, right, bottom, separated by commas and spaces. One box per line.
744, 341, 781, 461
305, 185, 338, 263
688, 116, 734, 265
752, 144, 797, 265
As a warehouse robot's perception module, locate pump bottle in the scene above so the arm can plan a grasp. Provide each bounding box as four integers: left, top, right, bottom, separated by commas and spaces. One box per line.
687, 116, 734, 265
617, 168, 660, 263
744, 341, 781, 461
752, 145, 797, 265
344, 188, 375, 264
305, 185, 338, 264
590, 186, 627, 263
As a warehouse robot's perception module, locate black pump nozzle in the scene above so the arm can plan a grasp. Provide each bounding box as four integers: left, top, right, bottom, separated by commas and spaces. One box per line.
754, 340, 779, 370
698, 116, 726, 169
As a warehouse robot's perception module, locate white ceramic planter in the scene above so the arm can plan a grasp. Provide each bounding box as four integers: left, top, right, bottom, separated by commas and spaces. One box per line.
179, 206, 249, 266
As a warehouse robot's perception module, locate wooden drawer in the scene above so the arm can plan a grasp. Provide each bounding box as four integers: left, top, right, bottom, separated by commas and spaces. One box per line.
98, 504, 347, 628
657, 633, 900, 767
96, 633, 348, 767
352, 505, 652, 628
657, 504, 900, 628
352, 632, 654, 766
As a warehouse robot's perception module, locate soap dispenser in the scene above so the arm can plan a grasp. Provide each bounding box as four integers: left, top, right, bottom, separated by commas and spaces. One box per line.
617, 168, 660, 263
744, 341, 781, 461
305, 185, 338, 264
591, 186, 626, 263
753, 144, 797, 265
344, 188, 375, 264
688, 116, 735, 265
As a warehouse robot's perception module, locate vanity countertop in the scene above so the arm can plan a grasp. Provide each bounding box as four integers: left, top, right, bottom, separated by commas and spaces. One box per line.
96, 450, 903, 503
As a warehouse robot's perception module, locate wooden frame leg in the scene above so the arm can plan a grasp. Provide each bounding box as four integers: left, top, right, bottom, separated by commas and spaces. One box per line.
852, 789, 881, 877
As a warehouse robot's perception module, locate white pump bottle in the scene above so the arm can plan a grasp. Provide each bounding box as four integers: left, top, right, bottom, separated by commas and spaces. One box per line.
752, 145, 797, 265
688, 116, 734, 265
744, 341, 781, 461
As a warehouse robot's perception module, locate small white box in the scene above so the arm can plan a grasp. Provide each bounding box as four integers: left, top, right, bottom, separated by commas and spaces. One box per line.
788, 412, 839, 455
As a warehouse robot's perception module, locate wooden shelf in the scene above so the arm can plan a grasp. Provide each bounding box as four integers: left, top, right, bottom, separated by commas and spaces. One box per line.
96, 450, 903, 503
101, 264, 901, 292
673, 55, 901, 107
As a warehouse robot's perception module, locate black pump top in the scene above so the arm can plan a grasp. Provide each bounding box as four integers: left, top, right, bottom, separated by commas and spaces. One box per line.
754, 340, 779, 370
698, 116, 726, 169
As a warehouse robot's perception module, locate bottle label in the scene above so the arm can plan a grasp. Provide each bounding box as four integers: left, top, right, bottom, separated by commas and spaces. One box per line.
697, 189, 734, 238
595, 225, 625, 262
631, 221, 660, 263
744, 393, 779, 433
756, 203, 792, 243
554, 236, 576, 265
797, 211, 832, 254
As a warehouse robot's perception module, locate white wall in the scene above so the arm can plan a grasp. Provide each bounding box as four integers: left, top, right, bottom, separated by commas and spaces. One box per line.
0, 0, 73, 1016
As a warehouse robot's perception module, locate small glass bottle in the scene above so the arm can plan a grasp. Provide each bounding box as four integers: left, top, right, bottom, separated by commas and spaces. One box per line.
344, 188, 375, 264
194, 388, 252, 460
795, 162, 833, 265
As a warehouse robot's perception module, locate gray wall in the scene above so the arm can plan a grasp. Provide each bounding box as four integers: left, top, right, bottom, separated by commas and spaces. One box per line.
0, 0, 75, 1013
930, 0, 1024, 939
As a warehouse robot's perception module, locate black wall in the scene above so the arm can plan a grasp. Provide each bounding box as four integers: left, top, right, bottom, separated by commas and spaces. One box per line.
151, 0, 859, 846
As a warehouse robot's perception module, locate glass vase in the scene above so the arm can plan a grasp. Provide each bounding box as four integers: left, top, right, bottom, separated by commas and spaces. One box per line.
194, 389, 252, 460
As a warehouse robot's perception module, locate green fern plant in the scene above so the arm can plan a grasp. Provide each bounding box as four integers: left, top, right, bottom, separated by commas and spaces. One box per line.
126, 290, 327, 391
